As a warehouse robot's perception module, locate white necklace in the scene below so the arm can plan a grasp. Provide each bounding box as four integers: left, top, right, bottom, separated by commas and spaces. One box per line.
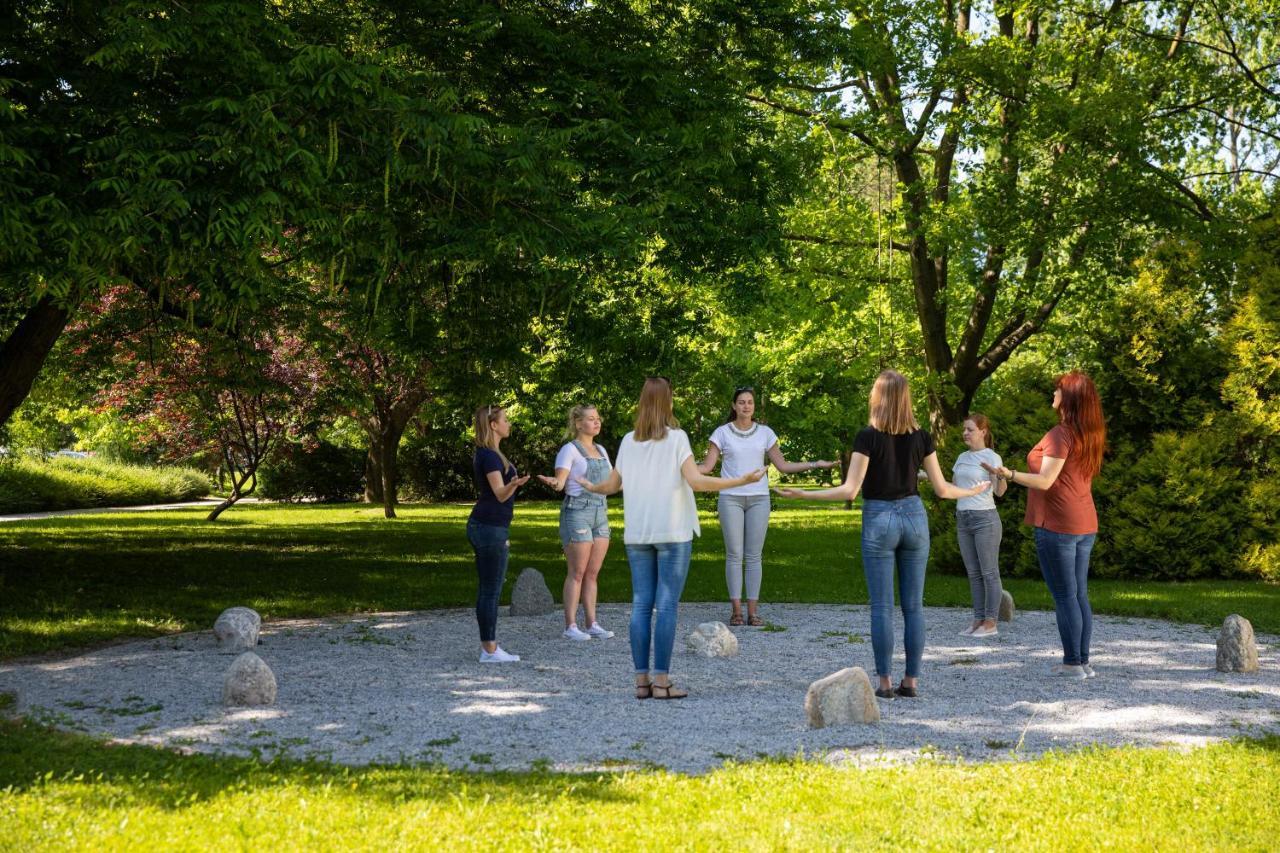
728, 421, 759, 438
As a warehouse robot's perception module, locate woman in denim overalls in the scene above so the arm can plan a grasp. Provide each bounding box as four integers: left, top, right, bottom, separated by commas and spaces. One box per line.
539, 404, 615, 641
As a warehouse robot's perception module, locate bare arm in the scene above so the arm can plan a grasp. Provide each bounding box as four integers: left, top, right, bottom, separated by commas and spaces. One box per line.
577, 468, 622, 495
922, 453, 991, 501
536, 467, 571, 492
486, 470, 531, 502
681, 456, 764, 492
984, 456, 1066, 491
697, 442, 721, 475
775, 452, 869, 501
766, 442, 836, 474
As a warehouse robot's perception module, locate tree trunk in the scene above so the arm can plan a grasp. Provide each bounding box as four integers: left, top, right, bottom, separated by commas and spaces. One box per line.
364, 447, 384, 504
0, 295, 74, 427
207, 468, 256, 521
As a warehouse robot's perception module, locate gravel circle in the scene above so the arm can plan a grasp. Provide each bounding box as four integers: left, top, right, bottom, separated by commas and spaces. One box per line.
3, 603, 1277, 773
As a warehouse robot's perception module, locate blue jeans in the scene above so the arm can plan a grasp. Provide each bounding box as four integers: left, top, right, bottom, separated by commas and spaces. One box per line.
861, 496, 930, 679
625, 540, 693, 674
1035, 527, 1096, 666
467, 520, 510, 643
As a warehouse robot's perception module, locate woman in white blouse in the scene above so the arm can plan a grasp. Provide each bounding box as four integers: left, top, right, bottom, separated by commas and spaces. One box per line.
581, 378, 763, 700
698, 386, 834, 626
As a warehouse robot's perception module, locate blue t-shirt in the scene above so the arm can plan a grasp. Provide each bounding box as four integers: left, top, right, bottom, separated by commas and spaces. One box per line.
470, 447, 516, 527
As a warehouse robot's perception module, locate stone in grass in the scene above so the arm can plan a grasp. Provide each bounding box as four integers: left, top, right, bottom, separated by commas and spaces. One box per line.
222, 652, 277, 706
804, 666, 880, 728
998, 590, 1015, 623
1216, 614, 1259, 673
687, 622, 739, 658
509, 568, 555, 616
213, 606, 261, 653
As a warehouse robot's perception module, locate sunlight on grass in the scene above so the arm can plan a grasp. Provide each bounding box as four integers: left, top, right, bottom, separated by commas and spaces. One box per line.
1, 501, 1277, 659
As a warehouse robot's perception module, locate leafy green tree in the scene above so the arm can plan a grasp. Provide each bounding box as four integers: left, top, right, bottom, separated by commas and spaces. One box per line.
733, 0, 1278, 427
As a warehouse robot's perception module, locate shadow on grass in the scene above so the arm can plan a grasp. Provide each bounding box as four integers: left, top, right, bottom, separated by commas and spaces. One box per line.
0, 719, 644, 809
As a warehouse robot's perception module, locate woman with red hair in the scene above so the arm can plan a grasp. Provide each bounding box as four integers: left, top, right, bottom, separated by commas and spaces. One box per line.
984, 372, 1106, 680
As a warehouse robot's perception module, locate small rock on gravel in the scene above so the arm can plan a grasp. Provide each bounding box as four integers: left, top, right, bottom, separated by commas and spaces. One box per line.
1217, 614, 1259, 672
999, 590, 1015, 622
687, 622, 739, 658
222, 652, 277, 706
509, 568, 555, 616
213, 606, 261, 652
805, 666, 880, 728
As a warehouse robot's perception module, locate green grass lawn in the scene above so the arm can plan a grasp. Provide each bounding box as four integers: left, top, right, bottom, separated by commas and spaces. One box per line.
3, 501, 1279, 848
0, 718, 1277, 850
2, 501, 1278, 659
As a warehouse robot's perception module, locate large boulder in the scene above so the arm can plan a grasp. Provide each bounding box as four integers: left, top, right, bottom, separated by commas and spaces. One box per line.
222, 652, 277, 706
998, 590, 1015, 623
509, 568, 555, 616
687, 622, 739, 658
1216, 614, 1259, 673
214, 606, 261, 653
804, 666, 880, 728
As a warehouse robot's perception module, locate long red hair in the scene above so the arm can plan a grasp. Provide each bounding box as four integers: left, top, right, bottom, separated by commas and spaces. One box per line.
1056, 371, 1105, 477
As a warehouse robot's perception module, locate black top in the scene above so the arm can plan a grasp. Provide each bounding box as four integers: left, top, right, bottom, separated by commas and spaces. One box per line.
853, 426, 936, 501
470, 447, 515, 527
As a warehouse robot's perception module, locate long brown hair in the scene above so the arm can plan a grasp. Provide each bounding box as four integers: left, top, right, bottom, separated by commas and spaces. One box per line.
473, 404, 511, 471
634, 378, 679, 441
868, 370, 920, 434
966, 413, 995, 449
1055, 371, 1105, 477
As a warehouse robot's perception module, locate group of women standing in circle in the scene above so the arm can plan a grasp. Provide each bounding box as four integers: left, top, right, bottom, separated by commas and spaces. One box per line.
466, 367, 1106, 697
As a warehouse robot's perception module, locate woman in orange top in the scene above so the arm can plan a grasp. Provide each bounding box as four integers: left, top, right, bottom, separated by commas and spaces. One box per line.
984, 372, 1105, 680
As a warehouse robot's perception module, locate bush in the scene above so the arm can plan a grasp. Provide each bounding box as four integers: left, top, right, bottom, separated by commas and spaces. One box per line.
258, 442, 364, 503
399, 437, 474, 502
0, 457, 210, 513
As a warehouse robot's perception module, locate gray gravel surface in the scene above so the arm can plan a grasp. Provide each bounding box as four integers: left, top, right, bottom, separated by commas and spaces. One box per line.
2, 604, 1277, 773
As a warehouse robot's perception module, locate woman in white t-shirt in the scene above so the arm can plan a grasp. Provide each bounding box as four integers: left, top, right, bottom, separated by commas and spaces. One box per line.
580, 378, 764, 700
538, 404, 615, 642
953, 414, 1008, 638
698, 387, 835, 626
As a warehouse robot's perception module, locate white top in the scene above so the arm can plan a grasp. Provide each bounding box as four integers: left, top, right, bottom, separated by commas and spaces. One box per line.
553, 441, 611, 497
953, 448, 1002, 511
708, 422, 778, 496
615, 428, 699, 544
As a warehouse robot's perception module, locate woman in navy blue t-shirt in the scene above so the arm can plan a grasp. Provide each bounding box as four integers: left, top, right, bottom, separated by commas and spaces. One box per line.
469, 405, 531, 663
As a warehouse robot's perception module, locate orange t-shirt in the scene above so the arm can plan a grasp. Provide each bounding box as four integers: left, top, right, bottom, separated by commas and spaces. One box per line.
1024, 425, 1097, 535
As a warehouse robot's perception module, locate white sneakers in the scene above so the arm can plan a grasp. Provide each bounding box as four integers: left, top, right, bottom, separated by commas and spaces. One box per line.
563, 625, 591, 641
1082, 664, 1097, 678
1048, 663, 1088, 680
564, 623, 615, 640
970, 625, 999, 638
479, 646, 520, 663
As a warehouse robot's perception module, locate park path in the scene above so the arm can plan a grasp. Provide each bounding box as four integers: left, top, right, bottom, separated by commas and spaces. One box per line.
0, 497, 262, 522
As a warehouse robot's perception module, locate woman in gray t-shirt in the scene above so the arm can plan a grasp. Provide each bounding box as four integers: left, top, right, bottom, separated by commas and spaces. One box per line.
953, 414, 1007, 638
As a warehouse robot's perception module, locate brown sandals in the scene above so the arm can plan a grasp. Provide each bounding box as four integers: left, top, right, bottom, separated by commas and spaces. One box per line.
729, 612, 745, 626
635, 682, 653, 700
747, 613, 764, 627
651, 682, 688, 700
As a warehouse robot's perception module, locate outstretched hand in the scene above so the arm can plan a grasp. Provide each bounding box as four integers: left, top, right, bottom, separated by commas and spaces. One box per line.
772, 487, 808, 499
814, 460, 836, 470
511, 474, 532, 489
970, 479, 991, 495
980, 462, 1012, 480
536, 474, 562, 490
742, 468, 767, 484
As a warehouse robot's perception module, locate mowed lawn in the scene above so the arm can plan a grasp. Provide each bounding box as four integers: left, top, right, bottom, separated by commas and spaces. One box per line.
1, 500, 1278, 659
3, 502, 1280, 848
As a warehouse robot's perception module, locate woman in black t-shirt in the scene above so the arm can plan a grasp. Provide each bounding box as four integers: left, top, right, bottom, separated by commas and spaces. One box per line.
468, 405, 531, 663
776, 371, 987, 700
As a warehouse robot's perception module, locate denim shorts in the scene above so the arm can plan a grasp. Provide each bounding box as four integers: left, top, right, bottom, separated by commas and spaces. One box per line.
559, 494, 609, 546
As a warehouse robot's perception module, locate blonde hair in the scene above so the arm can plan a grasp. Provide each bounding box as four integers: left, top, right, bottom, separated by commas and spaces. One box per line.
564, 403, 599, 441
473, 405, 511, 471
868, 370, 920, 434
633, 378, 679, 442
